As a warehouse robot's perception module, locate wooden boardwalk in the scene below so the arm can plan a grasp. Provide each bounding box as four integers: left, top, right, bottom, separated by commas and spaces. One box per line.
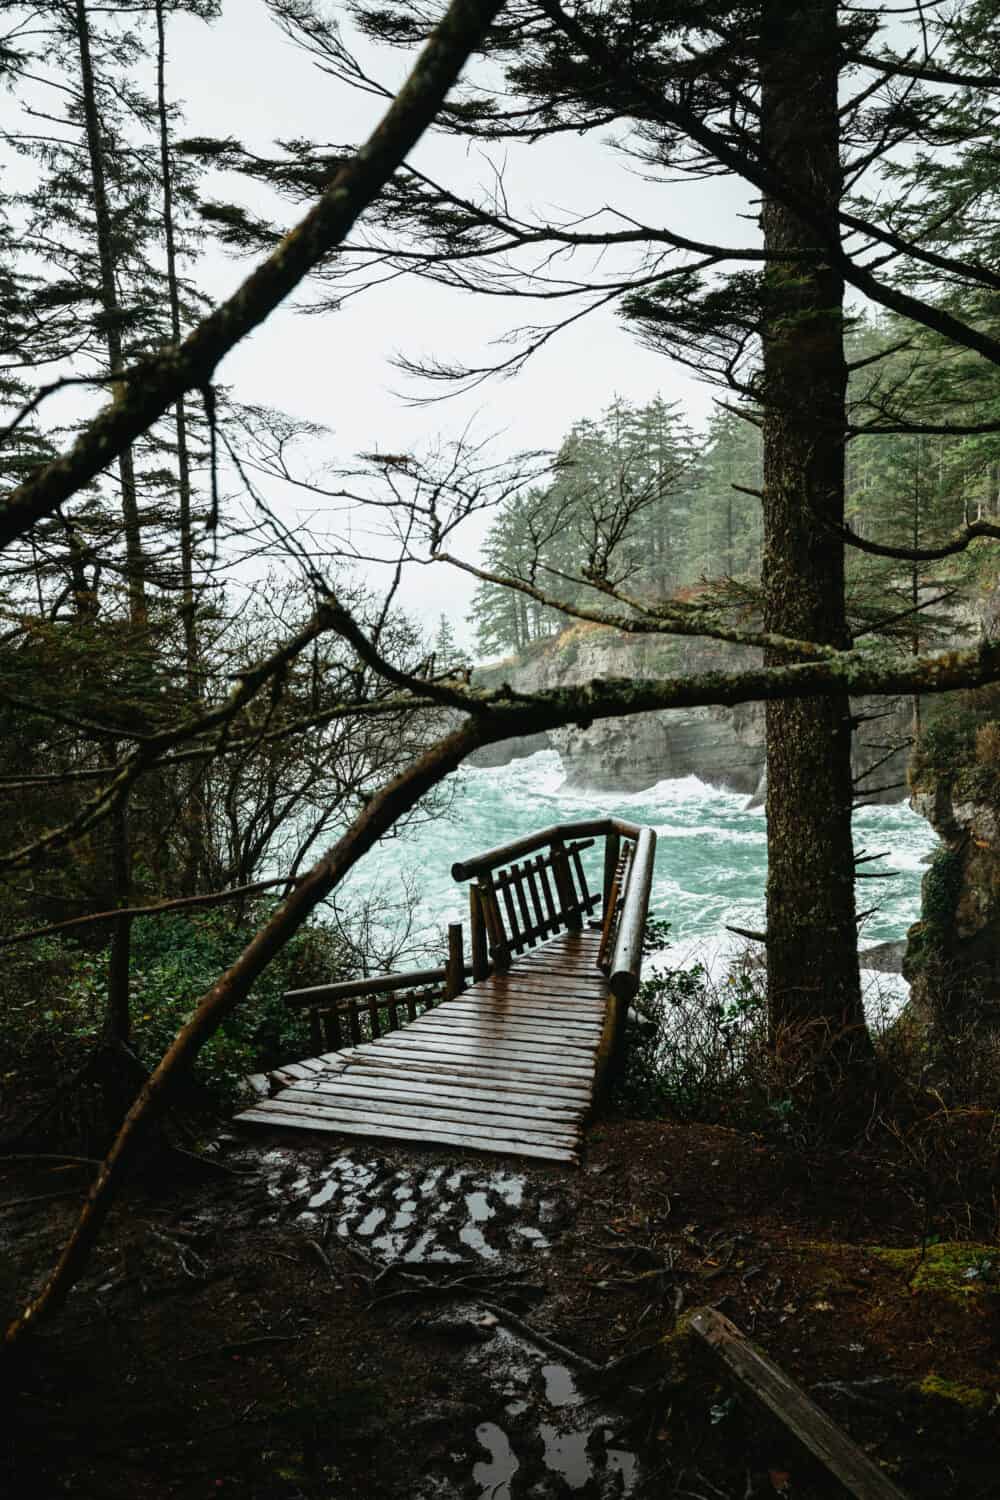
236, 820, 656, 1166
236, 929, 609, 1164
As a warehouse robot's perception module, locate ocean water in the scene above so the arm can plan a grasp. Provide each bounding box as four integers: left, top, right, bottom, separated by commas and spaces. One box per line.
337, 750, 938, 993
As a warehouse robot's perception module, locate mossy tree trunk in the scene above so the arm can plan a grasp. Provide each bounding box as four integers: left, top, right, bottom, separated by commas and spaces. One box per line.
759, 0, 870, 1073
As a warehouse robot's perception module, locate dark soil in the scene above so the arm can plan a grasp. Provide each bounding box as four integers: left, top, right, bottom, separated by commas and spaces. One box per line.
3, 1118, 998, 1499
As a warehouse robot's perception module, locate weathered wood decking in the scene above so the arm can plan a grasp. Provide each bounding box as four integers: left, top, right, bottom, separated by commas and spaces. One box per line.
236, 818, 656, 1166
235, 927, 611, 1165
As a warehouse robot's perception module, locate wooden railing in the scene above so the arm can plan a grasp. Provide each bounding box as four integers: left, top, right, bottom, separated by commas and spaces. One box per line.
284, 924, 469, 1052
451, 817, 656, 1001
283, 817, 657, 1053
598, 825, 657, 1001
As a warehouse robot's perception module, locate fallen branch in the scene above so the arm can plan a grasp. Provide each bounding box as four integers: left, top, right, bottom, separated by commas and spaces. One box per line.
687, 1306, 910, 1500
0, 1154, 102, 1167
0, 877, 301, 950
477, 1300, 602, 1374
0, 1190, 85, 1212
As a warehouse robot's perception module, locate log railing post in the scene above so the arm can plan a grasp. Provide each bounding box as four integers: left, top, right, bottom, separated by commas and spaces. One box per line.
602, 829, 620, 914
445, 921, 465, 999
479, 874, 511, 971
551, 839, 582, 931
469, 885, 489, 980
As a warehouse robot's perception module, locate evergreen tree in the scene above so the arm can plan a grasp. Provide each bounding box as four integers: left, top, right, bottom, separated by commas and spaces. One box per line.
684, 407, 762, 586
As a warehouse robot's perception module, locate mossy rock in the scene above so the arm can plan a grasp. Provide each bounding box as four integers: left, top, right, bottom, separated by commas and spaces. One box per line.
869, 1241, 998, 1297
917, 1372, 994, 1413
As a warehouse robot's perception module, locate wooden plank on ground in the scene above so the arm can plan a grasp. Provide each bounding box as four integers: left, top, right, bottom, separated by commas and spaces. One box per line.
687, 1308, 910, 1500
470, 994, 606, 1019
486, 971, 607, 993
372, 1026, 595, 1060
269, 1062, 323, 1085
471, 989, 607, 1015
506, 963, 605, 984
512, 966, 605, 990
507, 951, 606, 969
434, 1000, 605, 1030
395, 1026, 593, 1060
346, 1040, 595, 1088
485, 966, 605, 990
235, 1103, 579, 1164
409, 1014, 601, 1050
450, 995, 607, 1020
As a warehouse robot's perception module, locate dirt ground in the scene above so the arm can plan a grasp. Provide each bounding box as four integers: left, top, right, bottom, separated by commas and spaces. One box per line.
3, 1117, 998, 1499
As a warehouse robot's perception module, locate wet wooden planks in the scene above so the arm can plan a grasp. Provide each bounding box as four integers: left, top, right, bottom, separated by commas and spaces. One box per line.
235, 929, 609, 1164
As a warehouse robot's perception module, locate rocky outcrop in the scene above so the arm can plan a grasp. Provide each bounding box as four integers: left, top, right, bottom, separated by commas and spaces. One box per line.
904, 766, 1000, 1025
470, 625, 912, 801
552, 702, 764, 794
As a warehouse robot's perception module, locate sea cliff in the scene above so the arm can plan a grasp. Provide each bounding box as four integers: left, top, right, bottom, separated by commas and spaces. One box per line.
471, 624, 912, 803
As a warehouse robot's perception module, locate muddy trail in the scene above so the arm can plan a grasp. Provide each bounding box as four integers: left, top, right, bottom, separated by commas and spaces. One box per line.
4, 1118, 999, 1498
4, 1130, 652, 1500
254, 1144, 643, 1497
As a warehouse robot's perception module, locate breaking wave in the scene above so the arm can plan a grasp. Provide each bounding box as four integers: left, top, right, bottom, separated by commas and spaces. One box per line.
338, 749, 938, 1009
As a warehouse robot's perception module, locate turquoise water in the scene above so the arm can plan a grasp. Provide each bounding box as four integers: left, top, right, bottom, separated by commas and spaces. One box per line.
337, 750, 937, 981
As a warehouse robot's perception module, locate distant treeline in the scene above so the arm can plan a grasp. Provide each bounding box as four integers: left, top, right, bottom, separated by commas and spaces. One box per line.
470, 316, 1000, 659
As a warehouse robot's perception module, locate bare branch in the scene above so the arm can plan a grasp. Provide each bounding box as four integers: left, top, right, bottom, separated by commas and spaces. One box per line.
0, 0, 508, 549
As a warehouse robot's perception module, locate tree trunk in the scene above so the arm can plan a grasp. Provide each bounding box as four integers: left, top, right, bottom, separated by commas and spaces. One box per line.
155, 0, 209, 893
76, 0, 145, 1049
155, 0, 197, 692
74, 0, 147, 628
105, 794, 132, 1047
759, 0, 870, 1075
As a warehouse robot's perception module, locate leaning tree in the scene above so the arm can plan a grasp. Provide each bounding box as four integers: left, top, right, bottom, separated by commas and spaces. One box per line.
7, 0, 1000, 1347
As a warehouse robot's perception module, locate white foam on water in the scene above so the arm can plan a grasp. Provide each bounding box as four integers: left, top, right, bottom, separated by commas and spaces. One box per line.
324, 746, 938, 976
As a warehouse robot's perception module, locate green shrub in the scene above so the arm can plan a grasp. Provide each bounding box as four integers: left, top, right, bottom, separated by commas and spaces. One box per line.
3, 905, 351, 1109
614, 955, 773, 1127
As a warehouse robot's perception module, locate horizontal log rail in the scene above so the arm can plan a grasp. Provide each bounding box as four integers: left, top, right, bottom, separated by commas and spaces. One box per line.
450, 817, 644, 881
607, 825, 656, 1001
284, 923, 470, 1053
299, 985, 446, 1053
285, 966, 470, 1008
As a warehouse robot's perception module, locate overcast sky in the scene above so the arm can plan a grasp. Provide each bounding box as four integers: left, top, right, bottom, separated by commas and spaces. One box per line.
163, 0, 754, 640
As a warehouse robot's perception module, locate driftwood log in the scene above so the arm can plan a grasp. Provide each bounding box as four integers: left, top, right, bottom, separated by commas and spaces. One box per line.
687, 1307, 909, 1500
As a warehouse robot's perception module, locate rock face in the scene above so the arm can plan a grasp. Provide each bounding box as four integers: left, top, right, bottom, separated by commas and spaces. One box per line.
552, 702, 764, 794
471, 626, 912, 801
904, 773, 1000, 1024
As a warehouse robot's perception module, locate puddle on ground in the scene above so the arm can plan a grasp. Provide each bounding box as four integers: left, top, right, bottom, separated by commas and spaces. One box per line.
516, 1225, 549, 1247
358, 1206, 387, 1237
459, 1329, 640, 1497
473, 1422, 519, 1500
493, 1175, 524, 1210
542, 1362, 578, 1406
460, 1222, 499, 1259
539, 1422, 591, 1489
247, 1145, 639, 1496
257, 1148, 564, 1264
607, 1447, 639, 1488
467, 1191, 493, 1222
